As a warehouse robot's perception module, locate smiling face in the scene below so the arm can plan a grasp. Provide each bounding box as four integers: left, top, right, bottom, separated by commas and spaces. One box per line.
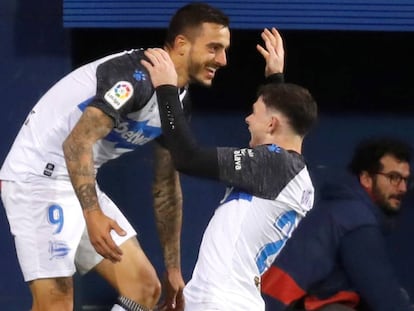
185, 22, 230, 86
245, 96, 273, 148
363, 154, 410, 214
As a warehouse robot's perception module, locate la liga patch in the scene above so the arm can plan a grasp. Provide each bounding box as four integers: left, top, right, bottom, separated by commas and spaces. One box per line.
104, 81, 134, 110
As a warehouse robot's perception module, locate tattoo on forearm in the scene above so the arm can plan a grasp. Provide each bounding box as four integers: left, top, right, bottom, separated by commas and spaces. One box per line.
63, 140, 83, 163
62, 108, 113, 214
154, 187, 182, 268
76, 183, 98, 211
153, 145, 183, 268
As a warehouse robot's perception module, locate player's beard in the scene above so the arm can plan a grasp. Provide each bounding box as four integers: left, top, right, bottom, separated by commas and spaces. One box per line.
187, 58, 216, 87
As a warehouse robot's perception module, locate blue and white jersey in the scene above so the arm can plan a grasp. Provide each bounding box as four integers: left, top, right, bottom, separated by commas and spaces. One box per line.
0, 49, 187, 181
184, 146, 314, 311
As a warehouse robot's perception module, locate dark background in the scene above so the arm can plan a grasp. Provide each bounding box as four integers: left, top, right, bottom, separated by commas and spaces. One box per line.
1, 0, 414, 309
71, 28, 414, 115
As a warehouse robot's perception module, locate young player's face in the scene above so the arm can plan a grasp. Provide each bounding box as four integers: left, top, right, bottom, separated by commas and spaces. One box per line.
368, 155, 410, 214
187, 23, 230, 86
245, 96, 273, 147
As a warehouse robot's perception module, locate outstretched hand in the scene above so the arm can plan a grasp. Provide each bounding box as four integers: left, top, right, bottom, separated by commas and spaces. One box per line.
141, 48, 178, 88
256, 27, 285, 77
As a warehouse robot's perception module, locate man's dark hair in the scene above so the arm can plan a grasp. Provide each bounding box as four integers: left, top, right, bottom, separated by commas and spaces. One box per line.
258, 83, 318, 137
348, 137, 412, 176
165, 2, 230, 48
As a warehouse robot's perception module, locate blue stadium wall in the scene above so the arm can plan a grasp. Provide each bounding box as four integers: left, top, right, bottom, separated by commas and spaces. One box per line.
1, 0, 414, 309
63, 0, 414, 31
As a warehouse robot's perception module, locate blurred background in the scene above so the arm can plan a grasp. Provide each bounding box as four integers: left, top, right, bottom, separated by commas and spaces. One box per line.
1, 0, 414, 309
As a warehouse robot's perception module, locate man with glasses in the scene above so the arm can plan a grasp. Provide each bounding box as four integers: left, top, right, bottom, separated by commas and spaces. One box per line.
262, 137, 414, 311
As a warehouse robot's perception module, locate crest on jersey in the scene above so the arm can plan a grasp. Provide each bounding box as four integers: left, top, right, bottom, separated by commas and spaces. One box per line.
133, 70, 147, 81
49, 240, 71, 260
104, 81, 133, 110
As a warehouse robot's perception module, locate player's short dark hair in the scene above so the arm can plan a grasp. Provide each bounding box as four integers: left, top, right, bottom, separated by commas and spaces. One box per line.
348, 137, 412, 176
258, 83, 318, 137
165, 2, 230, 48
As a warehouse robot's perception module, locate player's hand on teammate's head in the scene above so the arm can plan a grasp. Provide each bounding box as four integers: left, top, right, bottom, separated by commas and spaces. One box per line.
141, 48, 178, 88
256, 27, 285, 77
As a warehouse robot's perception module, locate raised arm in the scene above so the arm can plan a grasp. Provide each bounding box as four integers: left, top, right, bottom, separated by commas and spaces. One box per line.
62, 106, 126, 262
257, 27, 285, 78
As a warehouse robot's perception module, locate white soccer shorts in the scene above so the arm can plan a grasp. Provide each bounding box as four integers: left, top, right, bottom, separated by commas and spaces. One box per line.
1, 177, 136, 282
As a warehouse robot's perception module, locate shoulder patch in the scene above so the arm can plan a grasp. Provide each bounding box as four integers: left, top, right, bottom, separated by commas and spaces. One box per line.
104, 81, 134, 110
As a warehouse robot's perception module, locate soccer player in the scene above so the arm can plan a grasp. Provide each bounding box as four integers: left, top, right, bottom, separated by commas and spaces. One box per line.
0, 3, 230, 311
141, 27, 318, 310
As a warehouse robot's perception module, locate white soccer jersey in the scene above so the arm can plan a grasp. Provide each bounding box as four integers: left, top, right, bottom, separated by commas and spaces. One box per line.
184, 146, 314, 311
0, 49, 187, 181
0, 49, 188, 281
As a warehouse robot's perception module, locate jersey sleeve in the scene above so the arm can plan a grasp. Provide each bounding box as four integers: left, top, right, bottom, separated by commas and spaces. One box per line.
155, 88, 192, 148
264, 72, 285, 84
217, 145, 306, 199
156, 85, 220, 179
89, 50, 154, 127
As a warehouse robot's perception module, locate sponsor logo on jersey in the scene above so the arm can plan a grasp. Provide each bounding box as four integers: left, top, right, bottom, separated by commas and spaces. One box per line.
49, 240, 71, 260
234, 150, 242, 170
301, 189, 314, 210
233, 148, 254, 170
104, 81, 133, 110
43, 162, 55, 177
105, 119, 162, 149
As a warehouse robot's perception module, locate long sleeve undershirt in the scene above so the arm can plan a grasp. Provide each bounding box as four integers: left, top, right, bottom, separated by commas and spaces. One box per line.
156, 85, 220, 179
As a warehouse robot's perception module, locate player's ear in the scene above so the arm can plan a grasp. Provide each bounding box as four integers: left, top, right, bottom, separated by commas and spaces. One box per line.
268, 115, 279, 133
174, 34, 190, 56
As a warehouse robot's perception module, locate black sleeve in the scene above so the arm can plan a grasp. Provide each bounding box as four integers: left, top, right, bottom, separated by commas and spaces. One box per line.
155, 89, 192, 148
341, 226, 414, 311
217, 146, 307, 199
156, 85, 220, 179
89, 50, 154, 127
264, 72, 285, 85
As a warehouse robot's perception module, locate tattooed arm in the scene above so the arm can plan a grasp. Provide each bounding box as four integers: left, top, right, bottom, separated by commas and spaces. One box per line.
152, 142, 185, 310
63, 106, 126, 262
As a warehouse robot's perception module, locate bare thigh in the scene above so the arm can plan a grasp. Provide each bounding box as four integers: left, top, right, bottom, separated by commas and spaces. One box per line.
29, 277, 74, 311
94, 237, 161, 308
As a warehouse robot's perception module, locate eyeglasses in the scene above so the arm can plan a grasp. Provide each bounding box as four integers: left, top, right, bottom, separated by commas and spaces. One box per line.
374, 172, 410, 187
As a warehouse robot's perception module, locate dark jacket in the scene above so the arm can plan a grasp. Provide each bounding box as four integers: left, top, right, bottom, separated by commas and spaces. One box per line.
261, 173, 413, 311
